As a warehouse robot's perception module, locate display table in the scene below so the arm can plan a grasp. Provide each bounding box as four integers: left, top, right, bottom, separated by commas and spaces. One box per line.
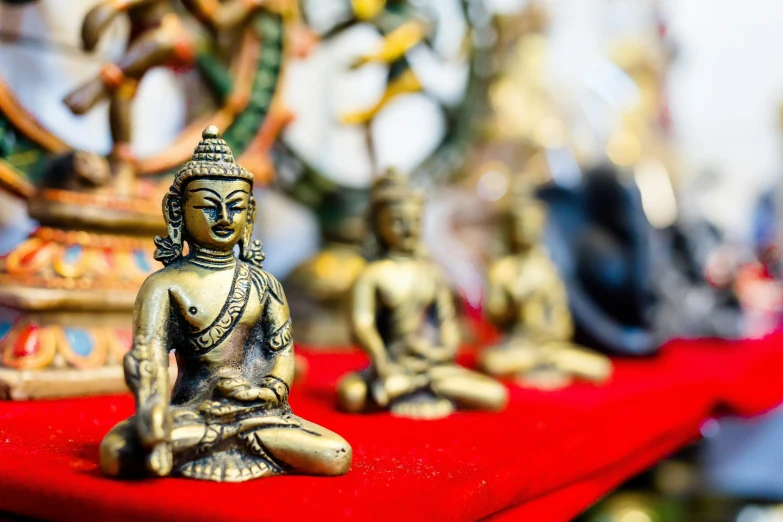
1, 335, 783, 522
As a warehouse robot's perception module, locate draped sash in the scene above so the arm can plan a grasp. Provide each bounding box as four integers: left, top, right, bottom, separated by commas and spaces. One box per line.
186, 262, 252, 356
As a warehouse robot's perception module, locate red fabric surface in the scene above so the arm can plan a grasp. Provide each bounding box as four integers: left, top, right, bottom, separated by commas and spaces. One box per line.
1, 335, 783, 522
486, 421, 702, 521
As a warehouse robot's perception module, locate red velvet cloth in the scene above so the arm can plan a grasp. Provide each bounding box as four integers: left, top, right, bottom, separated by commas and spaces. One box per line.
2, 336, 783, 522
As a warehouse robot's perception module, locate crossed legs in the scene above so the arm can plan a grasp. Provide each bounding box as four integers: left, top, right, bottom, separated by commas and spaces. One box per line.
337, 364, 508, 415
100, 410, 351, 479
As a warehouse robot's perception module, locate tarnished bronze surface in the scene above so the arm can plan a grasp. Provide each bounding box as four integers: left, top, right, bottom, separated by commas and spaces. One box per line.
478, 180, 612, 389
337, 172, 508, 419
100, 126, 351, 482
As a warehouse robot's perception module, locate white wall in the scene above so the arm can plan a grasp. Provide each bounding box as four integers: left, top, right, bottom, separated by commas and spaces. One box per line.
536, 0, 783, 237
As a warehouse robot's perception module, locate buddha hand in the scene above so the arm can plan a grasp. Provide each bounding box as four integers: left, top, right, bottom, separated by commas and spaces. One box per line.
216, 374, 287, 405
147, 442, 173, 477
407, 340, 454, 366
137, 401, 172, 446
407, 339, 436, 360
136, 401, 173, 477
374, 365, 427, 406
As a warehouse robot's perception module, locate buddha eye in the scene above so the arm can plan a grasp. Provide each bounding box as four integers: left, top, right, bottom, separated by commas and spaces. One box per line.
193, 197, 220, 210
226, 198, 246, 211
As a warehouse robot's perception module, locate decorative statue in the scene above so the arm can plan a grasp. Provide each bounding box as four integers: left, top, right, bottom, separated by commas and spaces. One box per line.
337, 171, 508, 419
479, 180, 612, 389
63, 0, 280, 182
0, 0, 291, 399
100, 126, 351, 481
279, 0, 493, 346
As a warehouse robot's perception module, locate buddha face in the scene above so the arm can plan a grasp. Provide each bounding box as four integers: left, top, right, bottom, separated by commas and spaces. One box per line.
375, 200, 422, 254
182, 178, 252, 250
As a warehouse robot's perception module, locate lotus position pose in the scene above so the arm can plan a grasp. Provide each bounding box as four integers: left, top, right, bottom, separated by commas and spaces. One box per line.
478, 182, 612, 389
63, 0, 278, 182
337, 171, 508, 419
100, 126, 351, 482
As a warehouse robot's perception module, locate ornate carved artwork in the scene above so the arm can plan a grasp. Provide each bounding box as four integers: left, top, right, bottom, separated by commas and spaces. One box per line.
0, 0, 291, 398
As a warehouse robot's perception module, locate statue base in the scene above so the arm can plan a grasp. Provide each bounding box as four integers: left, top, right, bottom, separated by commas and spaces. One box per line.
0, 180, 166, 399
390, 392, 455, 420
0, 366, 125, 400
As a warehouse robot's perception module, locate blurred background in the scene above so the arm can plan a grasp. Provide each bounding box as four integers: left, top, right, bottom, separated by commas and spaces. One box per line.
2, 0, 783, 520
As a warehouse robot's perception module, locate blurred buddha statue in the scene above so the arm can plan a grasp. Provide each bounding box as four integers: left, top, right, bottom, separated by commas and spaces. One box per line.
281, 0, 485, 346
100, 126, 351, 482
479, 178, 612, 389
337, 171, 508, 419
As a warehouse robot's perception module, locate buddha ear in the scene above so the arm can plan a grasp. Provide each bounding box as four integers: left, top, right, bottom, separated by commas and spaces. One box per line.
162, 191, 183, 244
154, 191, 184, 266
239, 195, 265, 267
241, 195, 256, 245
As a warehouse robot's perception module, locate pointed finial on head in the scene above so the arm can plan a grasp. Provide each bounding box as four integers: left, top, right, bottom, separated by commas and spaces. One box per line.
370, 168, 423, 205
170, 125, 254, 191
203, 125, 220, 139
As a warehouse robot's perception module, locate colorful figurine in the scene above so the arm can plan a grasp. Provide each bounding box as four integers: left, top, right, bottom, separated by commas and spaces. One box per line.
0, 0, 290, 399
63, 0, 287, 183
100, 126, 351, 481
479, 179, 612, 389
337, 171, 508, 419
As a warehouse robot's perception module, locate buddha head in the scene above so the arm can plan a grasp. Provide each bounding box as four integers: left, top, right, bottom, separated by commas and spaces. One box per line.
369, 170, 424, 255
507, 176, 546, 251
154, 125, 264, 266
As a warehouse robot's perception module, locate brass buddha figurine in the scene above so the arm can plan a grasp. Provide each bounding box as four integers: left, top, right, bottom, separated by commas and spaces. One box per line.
337, 172, 508, 419
478, 180, 612, 389
100, 126, 351, 482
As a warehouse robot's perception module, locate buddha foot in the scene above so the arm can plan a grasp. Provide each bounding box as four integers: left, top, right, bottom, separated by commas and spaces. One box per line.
179, 449, 279, 482
518, 366, 572, 391
390, 391, 454, 420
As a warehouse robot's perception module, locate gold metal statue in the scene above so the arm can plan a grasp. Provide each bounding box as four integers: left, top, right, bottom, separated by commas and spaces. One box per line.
478, 180, 612, 389
100, 126, 351, 482
337, 171, 508, 419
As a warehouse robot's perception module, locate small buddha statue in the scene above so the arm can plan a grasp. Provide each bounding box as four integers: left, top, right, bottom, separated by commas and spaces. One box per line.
99, 126, 352, 482
478, 180, 612, 389
337, 171, 508, 419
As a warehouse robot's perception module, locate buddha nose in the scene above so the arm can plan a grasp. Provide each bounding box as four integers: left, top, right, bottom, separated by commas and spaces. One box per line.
216, 203, 231, 225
